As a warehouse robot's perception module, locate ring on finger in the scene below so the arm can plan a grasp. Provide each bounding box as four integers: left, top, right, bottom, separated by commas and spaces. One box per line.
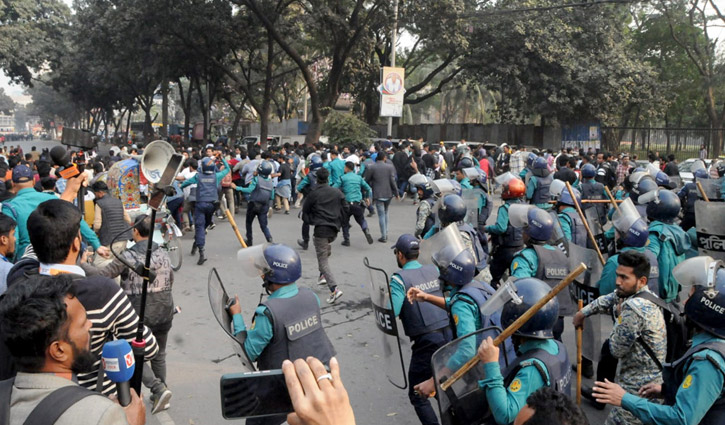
316, 373, 333, 383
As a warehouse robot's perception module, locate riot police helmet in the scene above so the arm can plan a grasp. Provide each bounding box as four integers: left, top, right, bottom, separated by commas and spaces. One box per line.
502, 177, 526, 200
620, 218, 649, 247
308, 155, 323, 171
501, 278, 559, 339
474, 168, 487, 187
683, 264, 725, 338
549, 179, 566, 201
581, 163, 597, 179
257, 160, 273, 177
409, 174, 435, 198
433, 246, 476, 286
201, 157, 216, 174
558, 187, 581, 208
643, 189, 681, 223
458, 157, 474, 169
262, 244, 302, 284
448, 179, 463, 196
532, 157, 550, 177
694, 168, 710, 180
439, 194, 467, 225
526, 207, 554, 242
526, 152, 538, 169
632, 175, 658, 196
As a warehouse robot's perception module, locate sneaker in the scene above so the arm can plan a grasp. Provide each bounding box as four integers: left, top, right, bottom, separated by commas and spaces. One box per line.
284, 211, 290, 215
151, 387, 173, 415
364, 231, 374, 244
297, 239, 309, 250
318, 274, 327, 285
326, 288, 343, 304
401, 192, 407, 200
208, 223, 216, 230
378, 237, 387, 243
367, 211, 375, 217
341, 239, 350, 246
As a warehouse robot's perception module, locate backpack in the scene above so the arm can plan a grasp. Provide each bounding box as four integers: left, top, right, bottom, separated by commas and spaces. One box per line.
634, 291, 689, 369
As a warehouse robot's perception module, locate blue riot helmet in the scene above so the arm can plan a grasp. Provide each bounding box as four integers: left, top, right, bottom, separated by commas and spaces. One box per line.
475, 168, 488, 187
201, 157, 216, 174
257, 160, 273, 177
549, 179, 566, 201
621, 218, 649, 247
581, 163, 597, 179
641, 188, 682, 223
531, 157, 550, 177
439, 194, 467, 225
501, 278, 559, 339
630, 176, 658, 204
674, 257, 725, 338
694, 168, 710, 180
458, 156, 474, 169
433, 246, 476, 286
308, 155, 323, 171
558, 187, 581, 207
510, 205, 554, 242
448, 179, 463, 196
612, 198, 649, 246
654, 171, 674, 188
237, 243, 301, 285
526, 152, 538, 169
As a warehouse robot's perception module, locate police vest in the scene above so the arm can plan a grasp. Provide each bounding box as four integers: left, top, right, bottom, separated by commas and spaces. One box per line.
503, 340, 572, 396
493, 204, 524, 248
580, 180, 607, 222
479, 192, 493, 227
452, 280, 496, 336
422, 198, 436, 236
95, 195, 132, 246
395, 265, 450, 338
258, 288, 335, 370
643, 249, 660, 293
196, 173, 218, 203
531, 174, 553, 205
561, 210, 587, 247
532, 244, 575, 315
683, 183, 699, 215
250, 177, 274, 203
459, 223, 488, 270
663, 341, 725, 425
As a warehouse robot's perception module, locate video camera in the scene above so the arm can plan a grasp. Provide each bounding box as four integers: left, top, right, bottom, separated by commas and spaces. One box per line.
50, 146, 85, 180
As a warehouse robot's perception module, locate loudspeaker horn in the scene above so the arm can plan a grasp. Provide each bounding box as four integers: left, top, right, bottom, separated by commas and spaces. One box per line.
140, 140, 178, 184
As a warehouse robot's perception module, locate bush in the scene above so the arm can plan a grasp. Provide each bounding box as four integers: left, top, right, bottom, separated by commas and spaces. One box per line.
321, 110, 375, 148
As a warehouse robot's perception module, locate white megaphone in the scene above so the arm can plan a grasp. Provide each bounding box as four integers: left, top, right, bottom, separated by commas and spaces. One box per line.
140, 141, 184, 209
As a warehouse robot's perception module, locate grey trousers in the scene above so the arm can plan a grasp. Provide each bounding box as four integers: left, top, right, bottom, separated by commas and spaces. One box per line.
314, 235, 337, 292
143, 326, 169, 394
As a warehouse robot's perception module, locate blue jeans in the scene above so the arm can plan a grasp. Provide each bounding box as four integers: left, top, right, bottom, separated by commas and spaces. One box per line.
397, 177, 409, 197
375, 198, 391, 239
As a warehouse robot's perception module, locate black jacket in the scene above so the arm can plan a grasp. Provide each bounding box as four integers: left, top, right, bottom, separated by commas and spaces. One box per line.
301, 184, 348, 229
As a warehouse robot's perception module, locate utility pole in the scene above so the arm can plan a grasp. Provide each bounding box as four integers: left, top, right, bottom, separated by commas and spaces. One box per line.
387, 0, 399, 138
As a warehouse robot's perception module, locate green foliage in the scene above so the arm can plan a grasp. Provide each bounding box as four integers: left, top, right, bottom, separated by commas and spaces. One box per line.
321, 110, 375, 147
0, 88, 14, 114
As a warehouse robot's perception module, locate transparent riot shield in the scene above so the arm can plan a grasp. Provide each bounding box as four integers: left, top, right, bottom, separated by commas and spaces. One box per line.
585, 207, 607, 256
698, 178, 723, 201
669, 176, 682, 189
208, 268, 256, 372
363, 257, 407, 389
548, 210, 570, 257
432, 327, 508, 425
567, 249, 604, 360
419, 224, 467, 265
461, 188, 482, 228
695, 200, 725, 261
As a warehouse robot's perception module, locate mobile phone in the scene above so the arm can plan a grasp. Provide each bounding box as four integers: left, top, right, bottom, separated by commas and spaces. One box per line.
220, 369, 292, 419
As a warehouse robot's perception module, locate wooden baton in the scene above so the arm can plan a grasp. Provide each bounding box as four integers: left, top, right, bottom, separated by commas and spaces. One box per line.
604, 186, 620, 213
224, 206, 248, 248
576, 299, 583, 405
565, 181, 605, 266
439, 263, 587, 391
696, 181, 710, 202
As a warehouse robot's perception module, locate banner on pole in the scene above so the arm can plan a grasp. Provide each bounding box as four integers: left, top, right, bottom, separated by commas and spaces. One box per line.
379, 67, 405, 117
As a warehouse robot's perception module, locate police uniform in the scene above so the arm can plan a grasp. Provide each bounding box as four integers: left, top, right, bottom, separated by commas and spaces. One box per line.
678, 182, 700, 231
458, 177, 473, 189
325, 157, 346, 188
620, 333, 725, 425
390, 260, 451, 425
582, 287, 666, 425
647, 221, 690, 302
486, 199, 524, 287
580, 177, 608, 223
338, 171, 372, 243
423, 224, 488, 273
236, 175, 275, 244
179, 157, 230, 250
557, 206, 587, 247
526, 174, 553, 210
477, 339, 571, 425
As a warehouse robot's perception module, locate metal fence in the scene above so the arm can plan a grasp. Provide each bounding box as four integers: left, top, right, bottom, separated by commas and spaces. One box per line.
602, 127, 724, 160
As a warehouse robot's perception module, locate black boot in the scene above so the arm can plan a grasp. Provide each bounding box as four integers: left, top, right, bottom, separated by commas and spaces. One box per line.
197, 248, 207, 265
341, 238, 350, 247
190, 242, 198, 255
363, 229, 373, 245
297, 239, 308, 250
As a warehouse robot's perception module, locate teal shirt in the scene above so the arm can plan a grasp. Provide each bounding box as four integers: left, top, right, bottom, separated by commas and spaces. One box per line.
647, 221, 690, 302
390, 260, 422, 316
328, 158, 346, 188
510, 245, 557, 278
231, 283, 319, 361
446, 288, 481, 370
296, 174, 312, 192
557, 207, 578, 241
180, 157, 230, 189
235, 176, 275, 200
3, 187, 101, 257
479, 339, 559, 425
621, 333, 725, 425
486, 200, 520, 235
459, 178, 473, 189
525, 176, 552, 210
339, 172, 371, 203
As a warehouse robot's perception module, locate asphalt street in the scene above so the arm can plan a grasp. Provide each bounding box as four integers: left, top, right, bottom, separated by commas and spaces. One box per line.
7, 139, 610, 425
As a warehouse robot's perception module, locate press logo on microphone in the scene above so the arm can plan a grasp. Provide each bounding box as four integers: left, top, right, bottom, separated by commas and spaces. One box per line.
102, 357, 120, 372
125, 352, 135, 368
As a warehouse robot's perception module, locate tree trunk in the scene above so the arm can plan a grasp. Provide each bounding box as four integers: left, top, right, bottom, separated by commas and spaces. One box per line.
161, 79, 169, 138
194, 76, 208, 142
260, 33, 274, 150
124, 109, 132, 143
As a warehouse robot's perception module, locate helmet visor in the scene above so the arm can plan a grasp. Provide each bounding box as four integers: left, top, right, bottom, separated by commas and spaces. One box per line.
462, 167, 479, 180
408, 173, 428, 187
495, 171, 517, 186
612, 198, 640, 233
549, 179, 565, 199
236, 244, 271, 278
637, 189, 660, 205
646, 163, 660, 179
419, 224, 467, 265
508, 204, 534, 229
479, 278, 522, 317
432, 179, 456, 197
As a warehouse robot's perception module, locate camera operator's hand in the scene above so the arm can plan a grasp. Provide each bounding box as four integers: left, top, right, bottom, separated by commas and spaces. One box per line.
283, 357, 356, 425
110, 388, 146, 425
60, 173, 87, 202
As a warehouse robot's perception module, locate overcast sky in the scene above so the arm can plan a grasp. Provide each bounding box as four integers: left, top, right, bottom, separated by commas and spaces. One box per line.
4, 0, 725, 105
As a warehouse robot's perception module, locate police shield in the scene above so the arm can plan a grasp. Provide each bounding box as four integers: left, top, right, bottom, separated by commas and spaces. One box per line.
461, 188, 482, 228
207, 268, 256, 372
431, 327, 509, 425
698, 177, 723, 200
548, 210, 570, 257
695, 200, 725, 261
363, 257, 407, 389
566, 248, 604, 359
585, 207, 607, 256
419, 223, 468, 265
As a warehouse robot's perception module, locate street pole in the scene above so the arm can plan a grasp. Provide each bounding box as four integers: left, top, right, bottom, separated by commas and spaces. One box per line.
387, 0, 399, 138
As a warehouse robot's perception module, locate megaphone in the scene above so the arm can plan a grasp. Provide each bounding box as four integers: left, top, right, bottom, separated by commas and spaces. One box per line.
140, 140, 184, 209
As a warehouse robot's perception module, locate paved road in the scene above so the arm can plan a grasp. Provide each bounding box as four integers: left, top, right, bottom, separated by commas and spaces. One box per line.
9, 139, 611, 424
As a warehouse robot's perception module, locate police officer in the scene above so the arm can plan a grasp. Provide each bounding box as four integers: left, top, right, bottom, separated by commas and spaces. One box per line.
232, 160, 275, 246
229, 243, 335, 425
388, 234, 452, 425
580, 163, 608, 224
555, 188, 587, 247
410, 174, 437, 238
521, 152, 538, 183
526, 157, 553, 210
339, 161, 374, 246
465, 167, 493, 235
509, 206, 573, 341
180, 152, 230, 265
325, 149, 346, 188
677, 168, 708, 231
296, 154, 323, 250
477, 278, 572, 425
592, 256, 725, 425
573, 250, 666, 425
486, 177, 526, 288
644, 189, 691, 302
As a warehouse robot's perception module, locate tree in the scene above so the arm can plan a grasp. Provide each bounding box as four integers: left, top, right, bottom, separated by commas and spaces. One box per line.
0, 88, 14, 114
322, 110, 375, 147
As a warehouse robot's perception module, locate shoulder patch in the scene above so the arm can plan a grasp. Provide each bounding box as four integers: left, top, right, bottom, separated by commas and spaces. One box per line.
509, 378, 522, 393
682, 374, 693, 389
512, 262, 518, 271
453, 314, 459, 325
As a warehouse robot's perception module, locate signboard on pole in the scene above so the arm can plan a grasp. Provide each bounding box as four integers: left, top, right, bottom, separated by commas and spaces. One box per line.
379, 67, 405, 117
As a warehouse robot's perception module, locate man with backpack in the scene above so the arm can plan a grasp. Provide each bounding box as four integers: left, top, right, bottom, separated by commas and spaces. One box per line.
573, 251, 666, 425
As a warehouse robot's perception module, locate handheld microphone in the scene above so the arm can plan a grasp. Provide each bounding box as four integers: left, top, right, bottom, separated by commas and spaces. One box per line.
102, 340, 136, 406
50, 145, 82, 179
